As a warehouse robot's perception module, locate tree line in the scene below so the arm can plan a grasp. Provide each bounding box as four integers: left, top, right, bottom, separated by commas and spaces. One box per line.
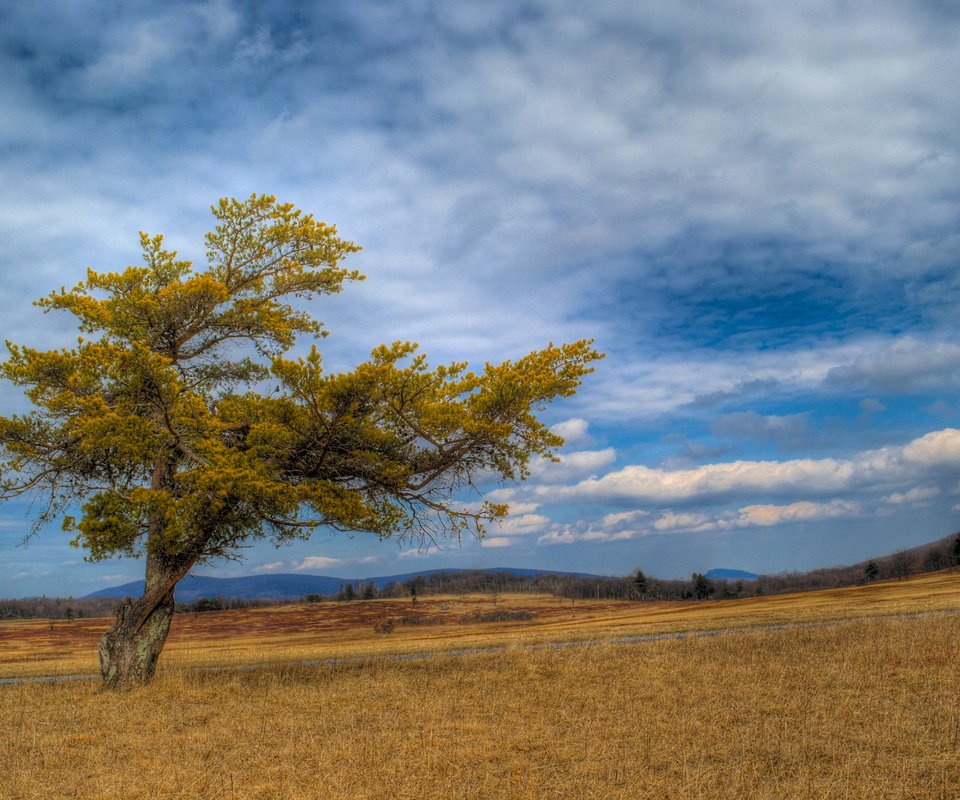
4, 532, 957, 619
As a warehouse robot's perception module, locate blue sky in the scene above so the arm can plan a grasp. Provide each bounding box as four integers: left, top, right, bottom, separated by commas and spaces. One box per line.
2, 0, 959, 597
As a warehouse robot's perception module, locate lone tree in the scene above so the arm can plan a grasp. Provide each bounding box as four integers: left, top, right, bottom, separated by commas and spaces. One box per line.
692, 572, 714, 600
631, 568, 648, 600
0, 195, 601, 690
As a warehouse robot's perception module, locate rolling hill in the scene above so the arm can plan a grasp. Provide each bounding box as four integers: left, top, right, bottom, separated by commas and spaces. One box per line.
84, 567, 602, 602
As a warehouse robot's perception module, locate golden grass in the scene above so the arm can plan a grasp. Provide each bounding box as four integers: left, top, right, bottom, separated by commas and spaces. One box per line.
3, 570, 960, 679
2, 613, 959, 799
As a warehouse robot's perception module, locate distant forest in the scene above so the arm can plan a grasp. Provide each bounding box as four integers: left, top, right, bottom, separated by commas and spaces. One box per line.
3, 531, 958, 620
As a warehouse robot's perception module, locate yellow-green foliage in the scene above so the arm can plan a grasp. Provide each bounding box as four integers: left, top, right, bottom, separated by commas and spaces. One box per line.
0, 195, 602, 568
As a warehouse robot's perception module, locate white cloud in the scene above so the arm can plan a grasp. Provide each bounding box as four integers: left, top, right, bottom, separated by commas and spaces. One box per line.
254, 561, 286, 572
493, 513, 551, 536
540, 498, 865, 543
827, 338, 960, 393
528, 448, 616, 484
502, 502, 540, 516
734, 500, 861, 527
480, 536, 513, 548
398, 546, 442, 559
541, 457, 853, 503
902, 429, 960, 466
534, 428, 960, 505
585, 340, 868, 420
537, 530, 577, 545
600, 509, 649, 529
653, 512, 715, 533
292, 556, 341, 572
883, 486, 940, 505
549, 418, 593, 448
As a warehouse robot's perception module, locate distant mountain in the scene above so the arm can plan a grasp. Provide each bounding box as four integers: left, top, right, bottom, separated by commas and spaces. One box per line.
84, 567, 602, 602
705, 568, 758, 581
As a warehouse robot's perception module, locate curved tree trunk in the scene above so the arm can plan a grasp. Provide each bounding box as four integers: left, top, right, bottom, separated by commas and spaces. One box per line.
98, 588, 176, 691
98, 547, 195, 690
97, 453, 200, 691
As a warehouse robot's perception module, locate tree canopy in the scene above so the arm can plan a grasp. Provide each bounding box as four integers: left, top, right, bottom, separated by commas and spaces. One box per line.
0, 194, 601, 688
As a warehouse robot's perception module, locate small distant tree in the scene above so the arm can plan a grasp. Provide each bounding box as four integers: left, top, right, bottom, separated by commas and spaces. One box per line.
190, 596, 225, 613
922, 547, 946, 573
362, 581, 377, 600
631, 569, 648, 600
337, 583, 356, 602
65, 606, 74, 623
407, 576, 425, 606
891, 550, 914, 581
864, 560, 880, 582
0, 195, 600, 690
692, 573, 714, 600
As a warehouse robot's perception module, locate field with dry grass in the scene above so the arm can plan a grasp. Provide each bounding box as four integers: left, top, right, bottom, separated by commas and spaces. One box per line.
4, 571, 960, 680
2, 573, 960, 798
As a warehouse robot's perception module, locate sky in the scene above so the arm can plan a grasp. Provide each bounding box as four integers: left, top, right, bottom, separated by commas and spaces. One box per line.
1, 0, 959, 598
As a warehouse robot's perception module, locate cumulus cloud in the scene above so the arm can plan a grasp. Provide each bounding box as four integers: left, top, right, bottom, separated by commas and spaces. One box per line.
492, 513, 551, 536
398, 546, 442, 559
600, 510, 649, 529
647, 501, 863, 534
527, 448, 617, 484
292, 556, 341, 572
502, 502, 540, 516
653, 512, 715, 533
480, 536, 513, 548
902, 429, 960, 466
254, 561, 286, 572
535, 428, 960, 505
537, 499, 865, 544
537, 530, 577, 546
883, 486, 940, 505
549, 418, 594, 448
734, 500, 861, 527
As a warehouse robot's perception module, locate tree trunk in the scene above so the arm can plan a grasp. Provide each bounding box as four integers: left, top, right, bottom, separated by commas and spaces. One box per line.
97, 550, 193, 690
97, 451, 192, 691
98, 587, 176, 691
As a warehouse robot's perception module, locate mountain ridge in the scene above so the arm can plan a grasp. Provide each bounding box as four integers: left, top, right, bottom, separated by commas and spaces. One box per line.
84, 567, 603, 602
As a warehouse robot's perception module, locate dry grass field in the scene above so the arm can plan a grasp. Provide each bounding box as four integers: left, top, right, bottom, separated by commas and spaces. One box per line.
2, 573, 960, 799
3, 570, 960, 679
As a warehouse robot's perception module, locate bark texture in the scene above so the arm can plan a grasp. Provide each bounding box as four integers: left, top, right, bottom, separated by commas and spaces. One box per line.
98, 587, 176, 691
97, 544, 191, 690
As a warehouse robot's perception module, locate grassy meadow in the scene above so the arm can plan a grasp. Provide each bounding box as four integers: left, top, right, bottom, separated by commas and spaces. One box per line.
2, 573, 960, 798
